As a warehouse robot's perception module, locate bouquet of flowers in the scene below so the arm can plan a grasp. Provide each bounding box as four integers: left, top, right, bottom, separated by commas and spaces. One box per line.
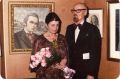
30, 47, 75, 79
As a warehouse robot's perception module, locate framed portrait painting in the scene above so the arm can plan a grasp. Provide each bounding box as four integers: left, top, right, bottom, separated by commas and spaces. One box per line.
109, 3, 120, 60
87, 9, 103, 37
3, 1, 54, 54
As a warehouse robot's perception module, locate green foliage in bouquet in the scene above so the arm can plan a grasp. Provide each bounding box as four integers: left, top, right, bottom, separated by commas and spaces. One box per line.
46, 40, 61, 66
46, 52, 62, 66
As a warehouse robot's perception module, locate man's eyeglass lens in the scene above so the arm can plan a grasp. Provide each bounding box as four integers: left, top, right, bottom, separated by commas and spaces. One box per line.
71, 9, 86, 13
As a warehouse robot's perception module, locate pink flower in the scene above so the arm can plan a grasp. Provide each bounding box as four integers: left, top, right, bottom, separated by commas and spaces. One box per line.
45, 47, 51, 58
39, 48, 46, 56
45, 52, 51, 58
40, 51, 46, 57
35, 60, 40, 65
34, 53, 40, 58
35, 53, 42, 61
63, 66, 76, 79
40, 48, 46, 52
30, 55, 36, 61
30, 47, 76, 79
41, 59, 47, 67
29, 47, 52, 69
30, 64, 34, 69
30, 61, 38, 69
30, 47, 49, 69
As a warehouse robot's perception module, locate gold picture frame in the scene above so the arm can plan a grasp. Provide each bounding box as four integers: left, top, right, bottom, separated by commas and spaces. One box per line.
8, 1, 54, 54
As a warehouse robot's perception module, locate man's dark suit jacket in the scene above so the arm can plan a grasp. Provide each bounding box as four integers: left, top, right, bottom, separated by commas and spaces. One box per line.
14, 30, 38, 49
65, 21, 101, 79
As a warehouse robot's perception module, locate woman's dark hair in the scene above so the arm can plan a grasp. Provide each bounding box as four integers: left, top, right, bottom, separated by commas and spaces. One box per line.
45, 12, 62, 33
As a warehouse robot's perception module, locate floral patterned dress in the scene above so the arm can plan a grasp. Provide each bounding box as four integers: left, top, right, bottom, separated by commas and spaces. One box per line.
30, 34, 68, 79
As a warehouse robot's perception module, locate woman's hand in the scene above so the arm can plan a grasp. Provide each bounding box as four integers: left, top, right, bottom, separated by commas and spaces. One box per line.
54, 63, 64, 70
54, 58, 67, 70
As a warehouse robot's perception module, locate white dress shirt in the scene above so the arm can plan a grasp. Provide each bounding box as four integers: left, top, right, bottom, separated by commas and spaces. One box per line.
75, 20, 84, 43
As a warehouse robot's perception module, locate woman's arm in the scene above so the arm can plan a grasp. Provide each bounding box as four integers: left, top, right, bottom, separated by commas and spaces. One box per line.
54, 57, 67, 70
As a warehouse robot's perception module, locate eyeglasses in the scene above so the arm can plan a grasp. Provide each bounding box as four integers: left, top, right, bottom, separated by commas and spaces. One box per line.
71, 9, 86, 13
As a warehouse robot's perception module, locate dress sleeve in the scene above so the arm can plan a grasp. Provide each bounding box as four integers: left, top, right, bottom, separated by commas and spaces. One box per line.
63, 37, 69, 66
59, 35, 69, 65
31, 39, 39, 55
30, 36, 44, 72
31, 36, 44, 55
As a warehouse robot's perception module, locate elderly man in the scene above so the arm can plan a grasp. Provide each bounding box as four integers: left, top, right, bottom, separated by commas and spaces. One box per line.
65, 3, 101, 79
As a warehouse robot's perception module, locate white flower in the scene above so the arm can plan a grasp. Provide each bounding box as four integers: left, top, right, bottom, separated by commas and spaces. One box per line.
30, 55, 36, 61
34, 53, 40, 58
63, 66, 76, 79
35, 60, 40, 65
41, 59, 47, 67
40, 48, 46, 52
29, 64, 34, 69
45, 47, 52, 58
29, 61, 39, 68
45, 52, 51, 58
40, 51, 46, 57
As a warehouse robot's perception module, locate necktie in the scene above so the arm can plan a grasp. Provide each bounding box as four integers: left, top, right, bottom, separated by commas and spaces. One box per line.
27, 33, 34, 43
74, 24, 81, 30
74, 24, 81, 42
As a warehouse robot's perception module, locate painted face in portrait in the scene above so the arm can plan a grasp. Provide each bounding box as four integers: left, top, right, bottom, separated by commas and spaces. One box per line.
26, 16, 39, 33
90, 15, 99, 26
47, 20, 59, 34
91, 15, 96, 23
71, 4, 87, 23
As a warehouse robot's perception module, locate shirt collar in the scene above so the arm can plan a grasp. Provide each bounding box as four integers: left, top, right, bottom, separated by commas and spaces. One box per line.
74, 19, 84, 25
24, 27, 32, 34
80, 19, 84, 25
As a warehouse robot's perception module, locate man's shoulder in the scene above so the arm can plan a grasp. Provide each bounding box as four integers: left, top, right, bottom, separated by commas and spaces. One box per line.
14, 30, 25, 36
37, 34, 44, 39
66, 23, 75, 29
84, 21, 101, 35
84, 21, 92, 26
84, 21, 99, 29
67, 23, 74, 27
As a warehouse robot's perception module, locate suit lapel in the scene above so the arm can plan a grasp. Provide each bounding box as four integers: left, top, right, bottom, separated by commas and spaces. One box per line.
20, 30, 31, 47
71, 25, 76, 44
75, 21, 89, 44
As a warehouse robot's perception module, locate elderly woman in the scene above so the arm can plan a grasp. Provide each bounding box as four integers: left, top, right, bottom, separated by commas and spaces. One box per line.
29, 12, 68, 79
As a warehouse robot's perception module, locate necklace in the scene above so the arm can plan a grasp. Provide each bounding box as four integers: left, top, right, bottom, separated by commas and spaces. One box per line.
45, 32, 58, 41
44, 32, 58, 48
52, 40, 58, 48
